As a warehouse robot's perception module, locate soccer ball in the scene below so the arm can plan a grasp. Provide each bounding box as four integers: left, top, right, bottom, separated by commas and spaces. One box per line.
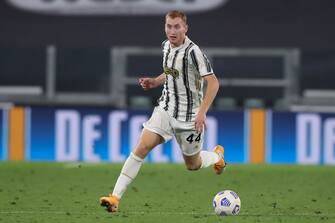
213, 190, 241, 216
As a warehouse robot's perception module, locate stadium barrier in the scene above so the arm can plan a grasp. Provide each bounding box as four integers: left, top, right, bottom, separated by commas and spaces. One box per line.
1, 106, 335, 165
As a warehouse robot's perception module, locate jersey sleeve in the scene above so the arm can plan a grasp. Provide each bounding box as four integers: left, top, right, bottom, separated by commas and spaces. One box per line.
189, 46, 214, 77
161, 39, 168, 66
161, 39, 168, 49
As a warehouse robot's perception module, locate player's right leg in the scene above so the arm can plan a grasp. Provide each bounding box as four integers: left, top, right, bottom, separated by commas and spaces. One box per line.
100, 129, 164, 212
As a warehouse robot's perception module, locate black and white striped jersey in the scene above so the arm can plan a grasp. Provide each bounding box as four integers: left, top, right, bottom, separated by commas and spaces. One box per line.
158, 36, 214, 122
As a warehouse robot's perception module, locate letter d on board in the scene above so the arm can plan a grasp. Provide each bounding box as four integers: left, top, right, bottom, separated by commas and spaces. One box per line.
297, 114, 321, 164
55, 110, 80, 161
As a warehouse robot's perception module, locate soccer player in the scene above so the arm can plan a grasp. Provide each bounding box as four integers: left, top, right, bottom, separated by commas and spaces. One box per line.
100, 10, 226, 212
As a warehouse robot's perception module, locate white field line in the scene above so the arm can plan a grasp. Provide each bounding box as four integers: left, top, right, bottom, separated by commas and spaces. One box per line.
63, 162, 111, 168
0, 210, 334, 217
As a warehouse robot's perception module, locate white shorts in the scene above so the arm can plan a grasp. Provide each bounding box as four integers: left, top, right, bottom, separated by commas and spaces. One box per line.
143, 106, 204, 156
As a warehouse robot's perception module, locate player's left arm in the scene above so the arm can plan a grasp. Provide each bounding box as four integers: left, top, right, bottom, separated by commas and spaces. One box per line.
195, 74, 219, 133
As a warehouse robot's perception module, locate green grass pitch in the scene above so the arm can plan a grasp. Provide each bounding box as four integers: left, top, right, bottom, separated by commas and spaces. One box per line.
0, 162, 334, 223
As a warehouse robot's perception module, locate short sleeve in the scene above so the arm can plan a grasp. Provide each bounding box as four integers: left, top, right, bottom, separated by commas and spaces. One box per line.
161, 39, 168, 49
189, 46, 213, 76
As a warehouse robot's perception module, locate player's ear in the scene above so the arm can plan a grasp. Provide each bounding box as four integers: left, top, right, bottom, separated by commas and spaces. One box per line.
185, 24, 188, 33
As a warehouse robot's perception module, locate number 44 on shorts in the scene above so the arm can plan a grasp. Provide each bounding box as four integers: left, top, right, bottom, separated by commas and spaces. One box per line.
186, 133, 201, 143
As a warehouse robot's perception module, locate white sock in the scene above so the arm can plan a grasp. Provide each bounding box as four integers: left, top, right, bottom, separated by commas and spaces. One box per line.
200, 151, 220, 168
112, 152, 143, 199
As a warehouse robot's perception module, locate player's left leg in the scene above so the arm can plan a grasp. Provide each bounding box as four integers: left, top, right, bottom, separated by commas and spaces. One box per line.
182, 152, 202, 170
182, 147, 226, 173
212, 145, 227, 174
174, 123, 226, 173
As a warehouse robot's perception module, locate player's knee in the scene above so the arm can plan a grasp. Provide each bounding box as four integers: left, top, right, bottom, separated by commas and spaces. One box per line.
185, 163, 201, 171
133, 143, 151, 158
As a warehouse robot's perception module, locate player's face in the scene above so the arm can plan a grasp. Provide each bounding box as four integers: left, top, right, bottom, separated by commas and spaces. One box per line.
165, 17, 188, 48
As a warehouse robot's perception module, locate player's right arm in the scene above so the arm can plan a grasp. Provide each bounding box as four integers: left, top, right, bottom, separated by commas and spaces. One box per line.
139, 73, 166, 90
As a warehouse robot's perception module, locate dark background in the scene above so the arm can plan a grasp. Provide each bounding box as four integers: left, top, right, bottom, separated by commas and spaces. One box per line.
1, 0, 335, 106
1, 0, 334, 49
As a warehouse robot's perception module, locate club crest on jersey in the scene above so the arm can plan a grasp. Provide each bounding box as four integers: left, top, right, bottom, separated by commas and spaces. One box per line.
164, 66, 179, 78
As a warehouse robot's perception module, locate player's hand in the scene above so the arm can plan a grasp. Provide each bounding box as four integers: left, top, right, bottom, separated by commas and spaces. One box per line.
195, 112, 206, 134
139, 77, 158, 90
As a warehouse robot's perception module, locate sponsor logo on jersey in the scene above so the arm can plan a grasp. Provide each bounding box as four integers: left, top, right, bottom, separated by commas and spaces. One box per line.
164, 66, 179, 78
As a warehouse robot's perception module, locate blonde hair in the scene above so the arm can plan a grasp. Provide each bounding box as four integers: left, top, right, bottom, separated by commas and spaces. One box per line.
165, 10, 187, 25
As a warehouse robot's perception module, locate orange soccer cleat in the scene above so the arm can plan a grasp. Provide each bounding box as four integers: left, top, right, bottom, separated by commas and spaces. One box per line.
213, 145, 227, 175
99, 194, 120, 212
